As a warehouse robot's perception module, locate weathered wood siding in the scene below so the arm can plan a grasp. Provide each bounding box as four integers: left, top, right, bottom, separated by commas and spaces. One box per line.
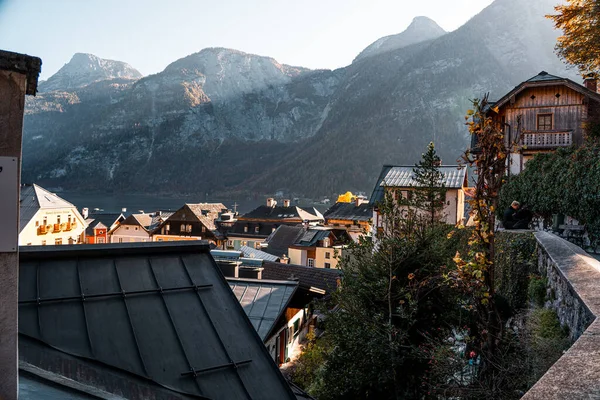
499, 86, 587, 146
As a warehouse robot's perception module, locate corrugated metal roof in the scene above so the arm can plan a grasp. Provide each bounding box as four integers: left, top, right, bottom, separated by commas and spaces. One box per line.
19, 242, 297, 400
228, 278, 297, 340
380, 166, 466, 189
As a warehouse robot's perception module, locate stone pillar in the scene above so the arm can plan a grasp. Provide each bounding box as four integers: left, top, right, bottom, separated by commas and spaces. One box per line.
0, 50, 41, 400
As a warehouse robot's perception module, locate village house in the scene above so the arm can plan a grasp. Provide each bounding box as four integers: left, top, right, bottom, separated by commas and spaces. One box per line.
153, 203, 227, 248
226, 198, 324, 250
370, 165, 468, 229
19, 184, 87, 246
265, 225, 351, 269
487, 71, 600, 174
323, 196, 373, 241
108, 212, 169, 243
83, 210, 126, 244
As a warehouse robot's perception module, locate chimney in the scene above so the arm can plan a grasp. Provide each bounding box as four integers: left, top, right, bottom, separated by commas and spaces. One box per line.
584, 74, 598, 93
217, 261, 239, 278
267, 198, 275, 207
283, 199, 290, 207
280, 254, 289, 264
82, 207, 89, 219
355, 197, 366, 206
238, 267, 263, 279
121, 207, 127, 213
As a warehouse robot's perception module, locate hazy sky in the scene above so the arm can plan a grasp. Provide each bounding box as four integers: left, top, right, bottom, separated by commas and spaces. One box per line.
0, 0, 494, 80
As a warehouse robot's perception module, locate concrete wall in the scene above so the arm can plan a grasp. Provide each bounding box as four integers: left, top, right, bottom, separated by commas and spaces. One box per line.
523, 232, 600, 399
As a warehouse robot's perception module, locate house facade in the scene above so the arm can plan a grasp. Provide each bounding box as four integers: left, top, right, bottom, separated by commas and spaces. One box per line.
19, 184, 86, 246
153, 203, 226, 247
109, 213, 162, 243
83, 212, 126, 244
489, 71, 600, 175
370, 165, 468, 230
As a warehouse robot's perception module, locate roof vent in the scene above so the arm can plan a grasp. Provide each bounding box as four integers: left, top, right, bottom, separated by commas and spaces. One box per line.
539, 71, 548, 76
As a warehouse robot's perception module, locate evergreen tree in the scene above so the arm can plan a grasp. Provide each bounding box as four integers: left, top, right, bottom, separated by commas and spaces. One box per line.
412, 142, 447, 225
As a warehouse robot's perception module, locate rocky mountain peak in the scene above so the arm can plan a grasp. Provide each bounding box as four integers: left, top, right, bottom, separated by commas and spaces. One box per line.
39, 53, 142, 92
353, 16, 447, 63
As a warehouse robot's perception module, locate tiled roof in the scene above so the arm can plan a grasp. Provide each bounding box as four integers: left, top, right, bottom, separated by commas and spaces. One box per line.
19, 242, 297, 400
186, 203, 227, 231
240, 205, 322, 222
262, 261, 342, 294
227, 278, 297, 340
19, 184, 79, 232
239, 245, 281, 262
323, 202, 373, 222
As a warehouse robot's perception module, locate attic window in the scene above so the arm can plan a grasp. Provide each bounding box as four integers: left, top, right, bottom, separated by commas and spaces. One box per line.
555, 93, 561, 98
530, 95, 536, 100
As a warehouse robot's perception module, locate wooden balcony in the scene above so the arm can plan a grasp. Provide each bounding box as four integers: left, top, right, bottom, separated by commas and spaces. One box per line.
53, 223, 62, 232
522, 130, 572, 150
37, 225, 49, 235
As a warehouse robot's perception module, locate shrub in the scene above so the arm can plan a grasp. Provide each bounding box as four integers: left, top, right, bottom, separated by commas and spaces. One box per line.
528, 275, 547, 308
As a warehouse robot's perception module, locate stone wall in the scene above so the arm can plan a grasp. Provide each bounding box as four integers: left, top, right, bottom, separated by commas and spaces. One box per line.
523, 232, 600, 399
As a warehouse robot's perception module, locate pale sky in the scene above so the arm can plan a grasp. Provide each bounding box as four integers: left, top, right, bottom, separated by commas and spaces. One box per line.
0, 0, 494, 80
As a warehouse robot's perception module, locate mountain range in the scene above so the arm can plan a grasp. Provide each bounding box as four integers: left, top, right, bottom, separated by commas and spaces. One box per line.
23, 0, 575, 198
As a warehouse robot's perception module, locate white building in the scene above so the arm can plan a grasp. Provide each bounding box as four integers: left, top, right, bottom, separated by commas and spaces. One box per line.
109, 213, 162, 243
19, 184, 86, 246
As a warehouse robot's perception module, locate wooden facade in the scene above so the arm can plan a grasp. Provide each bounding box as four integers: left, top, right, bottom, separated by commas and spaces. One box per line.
491, 72, 600, 174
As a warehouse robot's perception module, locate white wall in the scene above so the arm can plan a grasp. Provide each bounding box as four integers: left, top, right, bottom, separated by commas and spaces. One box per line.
288, 248, 307, 266
19, 208, 86, 246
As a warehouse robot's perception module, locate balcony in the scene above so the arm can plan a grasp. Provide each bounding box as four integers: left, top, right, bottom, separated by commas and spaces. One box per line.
522, 130, 572, 150
53, 223, 62, 233
37, 225, 49, 235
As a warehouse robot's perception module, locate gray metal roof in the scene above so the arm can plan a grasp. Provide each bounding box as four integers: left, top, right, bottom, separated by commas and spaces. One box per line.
19, 372, 98, 400
323, 202, 373, 222
228, 278, 297, 340
379, 166, 466, 189
18, 242, 297, 400
526, 71, 564, 82
239, 245, 280, 262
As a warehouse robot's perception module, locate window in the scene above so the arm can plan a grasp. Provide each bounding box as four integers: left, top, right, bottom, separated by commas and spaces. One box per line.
35, 221, 39, 227
187, 224, 193, 233
119, 238, 123, 243
97, 237, 105, 244
57, 216, 61, 224
325, 262, 331, 269
255, 226, 260, 233
537, 114, 552, 130
325, 252, 331, 259
125, 227, 129, 230
308, 258, 315, 267
43, 217, 47, 225
293, 319, 300, 337
227, 240, 233, 246
244, 226, 248, 233
55, 238, 62, 245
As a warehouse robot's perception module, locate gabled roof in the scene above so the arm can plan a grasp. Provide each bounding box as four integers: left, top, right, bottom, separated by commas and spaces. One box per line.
184, 203, 227, 231
19, 184, 81, 232
261, 261, 342, 294
494, 71, 600, 109
113, 213, 162, 233
87, 212, 125, 231
227, 278, 298, 340
19, 242, 297, 400
84, 220, 107, 236
323, 202, 373, 222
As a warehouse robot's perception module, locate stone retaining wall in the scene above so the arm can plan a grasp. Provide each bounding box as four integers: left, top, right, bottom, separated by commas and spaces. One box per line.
523, 232, 600, 399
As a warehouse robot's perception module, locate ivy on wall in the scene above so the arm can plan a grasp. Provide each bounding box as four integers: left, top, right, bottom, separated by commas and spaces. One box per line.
499, 142, 600, 246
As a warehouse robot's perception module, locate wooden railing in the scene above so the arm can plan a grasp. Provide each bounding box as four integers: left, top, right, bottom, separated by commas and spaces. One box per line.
522, 130, 572, 149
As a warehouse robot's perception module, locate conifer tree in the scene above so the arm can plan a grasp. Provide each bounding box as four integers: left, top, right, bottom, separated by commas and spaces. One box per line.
412, 142, 447, 225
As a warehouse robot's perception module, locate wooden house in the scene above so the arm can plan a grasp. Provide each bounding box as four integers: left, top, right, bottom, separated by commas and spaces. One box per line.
153, 203, 227, 248
489, 71, 600, 174
323, 197, 373, 241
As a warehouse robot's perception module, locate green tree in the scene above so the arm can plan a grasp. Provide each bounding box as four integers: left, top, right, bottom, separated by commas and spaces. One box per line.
548, 0, 600, 75
412, 142, 447, 225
